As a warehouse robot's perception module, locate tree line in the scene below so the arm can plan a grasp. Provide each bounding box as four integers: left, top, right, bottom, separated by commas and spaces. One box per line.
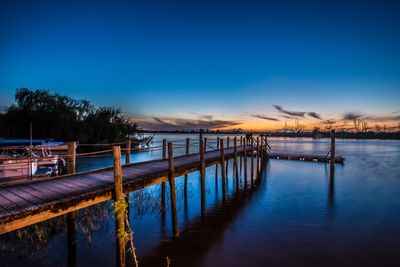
0, 88, 140, 143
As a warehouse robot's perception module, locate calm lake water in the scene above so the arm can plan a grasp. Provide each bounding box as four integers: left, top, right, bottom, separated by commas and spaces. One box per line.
1, 134, 400, 266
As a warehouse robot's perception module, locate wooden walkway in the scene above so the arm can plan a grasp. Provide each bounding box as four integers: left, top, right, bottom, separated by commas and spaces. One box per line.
0, 146, 249, 234
268, 153, 345, 163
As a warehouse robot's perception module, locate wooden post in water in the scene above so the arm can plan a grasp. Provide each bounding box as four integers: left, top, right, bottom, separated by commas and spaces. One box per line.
66, 141, 76, 267
161, 139, 167, 212
220, 139, 227, 201
215, 137, 219, 186
125, 140, 131, 164
256, 137, 260, 175
184, 138, 190, 198
226, 137, 229, 176
167, 142, 179, 237
330, 130, 336, 172
233, 137, 239, 191
113, 146, 126, 267
239, 136, 243, 174
204, 137, 207, 152
243, 136, 248, 188
200, 139, 206, 216
251, 139, 254, 185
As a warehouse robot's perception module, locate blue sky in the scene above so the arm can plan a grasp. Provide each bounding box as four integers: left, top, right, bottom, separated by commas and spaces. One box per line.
1, 0, 399, 130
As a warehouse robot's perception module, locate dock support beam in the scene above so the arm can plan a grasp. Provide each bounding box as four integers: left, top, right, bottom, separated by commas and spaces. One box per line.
168, 142, 179, 237
220, 139, 226, 201
200, 139, 206, 216
215, 137, 219, 189
226, 137, 229, 176
330, 130, 336, 172
233, 137, 239, 191
184, 138, 189, 199
161, 139, 166, 213
113, 146, 126, 267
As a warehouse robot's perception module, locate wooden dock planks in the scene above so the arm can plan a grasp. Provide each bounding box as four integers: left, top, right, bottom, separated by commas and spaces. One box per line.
0, 146, 249, 234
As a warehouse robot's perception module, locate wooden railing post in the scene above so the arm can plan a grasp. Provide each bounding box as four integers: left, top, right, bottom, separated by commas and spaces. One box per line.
199, 129, 203, 153
330, 130, 336, 172
204, 137, 207, 152
200, 139, 206, 216
67, 141, 76, 174
234, 137, 239, 191
184, 138, 190, 198
161, 139, 167, 212
113, 146, 126, 267
167, 142, 179, 237
125, 140, 131, 164
220, 139, 226, 201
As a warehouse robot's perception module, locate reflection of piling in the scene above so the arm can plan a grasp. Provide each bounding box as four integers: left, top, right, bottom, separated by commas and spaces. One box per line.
167, 142, 179, 237
200, 139, 206, 216
220, 139, 227, 201
113, 146, 126, 267
161, 139, 166, 213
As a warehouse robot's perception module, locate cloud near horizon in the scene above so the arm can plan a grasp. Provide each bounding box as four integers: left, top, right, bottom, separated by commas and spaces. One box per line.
131, 115, 242, 130
251, 114, 280, 121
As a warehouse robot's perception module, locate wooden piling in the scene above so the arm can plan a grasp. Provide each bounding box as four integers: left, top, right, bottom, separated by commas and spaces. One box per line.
226, 137, 229, 176
167, 142, 179, 237
184, 138, 189, 198
204, 137, 207, 152
67, 142, 76, 175
161, 139, 166, 212
233, 137, 239, 191
251, 139, 254, 184
239, 136, 243, 174
243, 137, 248, 187
220, 139, 227, 200
113, 146, 126, 267
330, 130, 336, 172
256, 137, 260, 174
125, 140, 131, 164
200, 139, 206, 215
215, 137, 219, 186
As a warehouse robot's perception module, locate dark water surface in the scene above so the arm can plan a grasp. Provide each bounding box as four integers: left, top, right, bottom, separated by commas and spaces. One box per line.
1, 135, 400, 266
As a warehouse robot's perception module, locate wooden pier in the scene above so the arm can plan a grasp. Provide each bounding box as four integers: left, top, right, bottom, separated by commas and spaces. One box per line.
0, 144, 251, 234
0, 132, 343, 266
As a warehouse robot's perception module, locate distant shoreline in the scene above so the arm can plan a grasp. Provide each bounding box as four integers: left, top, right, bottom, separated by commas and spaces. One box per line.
141, 130, 400, 140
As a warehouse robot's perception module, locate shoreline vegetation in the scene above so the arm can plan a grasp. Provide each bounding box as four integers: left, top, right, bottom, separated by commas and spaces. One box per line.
0, 88, 141, 145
